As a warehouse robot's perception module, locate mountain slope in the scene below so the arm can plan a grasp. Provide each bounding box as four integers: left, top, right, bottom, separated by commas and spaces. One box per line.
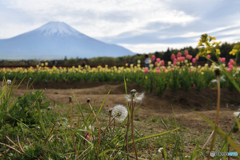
0, 21, 134, 59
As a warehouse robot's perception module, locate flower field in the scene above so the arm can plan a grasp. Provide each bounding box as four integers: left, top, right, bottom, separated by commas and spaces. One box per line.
0, 56, 240, 94
0, 34, 240, 159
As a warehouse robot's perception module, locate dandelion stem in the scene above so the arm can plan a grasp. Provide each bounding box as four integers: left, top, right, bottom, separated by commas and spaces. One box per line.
44, 121, 57, 145
126, 108, 130, 153
208, 76, 220, 160
131, 98, 138, 160
88, 102, 101, 159
101, 118, 115, 136
113, 119, 115, 135
69, 98, 78, 159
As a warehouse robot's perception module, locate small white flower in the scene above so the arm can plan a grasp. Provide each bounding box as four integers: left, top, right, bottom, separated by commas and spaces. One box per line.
233, 112, 240, 117
85, 125, 94, 131
112, 105, 128, 122
126, 92, 144, 102
158, 147, 164, 153
7, 79, 11, 85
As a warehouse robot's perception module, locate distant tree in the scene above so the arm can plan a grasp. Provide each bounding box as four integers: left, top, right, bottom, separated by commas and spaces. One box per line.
162, 48, 171, 61
154, 51, 161, 58
64, 56, 68, 61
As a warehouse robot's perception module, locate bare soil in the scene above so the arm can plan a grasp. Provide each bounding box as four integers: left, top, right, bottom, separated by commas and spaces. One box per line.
13, 80, 240, 133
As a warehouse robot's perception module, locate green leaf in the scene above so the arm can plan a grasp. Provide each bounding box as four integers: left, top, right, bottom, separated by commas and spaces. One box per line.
128, 128, 179, 144
194, 111, 240, 153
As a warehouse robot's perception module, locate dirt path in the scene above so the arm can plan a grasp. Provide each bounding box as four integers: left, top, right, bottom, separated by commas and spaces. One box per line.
12, 81, 240, 133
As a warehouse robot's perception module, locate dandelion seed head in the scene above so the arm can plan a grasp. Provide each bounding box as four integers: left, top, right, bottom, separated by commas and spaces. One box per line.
7, 79, 11, 85
87, 98, 91, 103
233, 112, 240, 117
108, 108, 113, 114
130, 89, 136, 96
214, 68, 220, 77
112, 105, 128, 122
69, 96, 72, 102
126, 92, 144, 102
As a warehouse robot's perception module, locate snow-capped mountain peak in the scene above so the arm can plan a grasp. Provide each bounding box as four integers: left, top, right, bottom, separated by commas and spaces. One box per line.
0, 21, 134, 59
36, 21, 80, 37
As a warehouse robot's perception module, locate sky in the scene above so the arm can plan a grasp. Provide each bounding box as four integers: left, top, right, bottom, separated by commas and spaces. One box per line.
0, 0, 240, 53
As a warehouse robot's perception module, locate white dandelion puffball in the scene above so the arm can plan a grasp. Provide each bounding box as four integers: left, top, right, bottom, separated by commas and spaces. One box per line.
233, 112, 240, 117
126, 92, 144, 102
7, 79, 11, 85
112, 105, 128, 122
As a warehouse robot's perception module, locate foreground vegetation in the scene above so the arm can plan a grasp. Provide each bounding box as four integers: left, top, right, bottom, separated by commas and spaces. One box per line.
0, 34, 240, 159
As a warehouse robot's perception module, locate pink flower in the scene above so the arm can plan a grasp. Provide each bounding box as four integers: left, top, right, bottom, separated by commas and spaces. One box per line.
181, 57, 185, 62
162, 67, 166, 71
221, 57, 226, 63
207, 55, 211, 59
186, 55, 192, 60
227, 68, 231, 72
156, 58, 161, 63
177, 52, 182, 58
229, 65, 233, 70
184, 50, 189, 56
156, 70, 160, 73
171, 68, 173, 72
173, 61, 177, 66
151, 55, 156, 61
195, 56, 199, 60
190, 69, 193, 72
173, 58, 177, 62
192, 58, 196, 63
230, 59, 235, 65
177, 57, 181, 62
161, 60, 165, 66
155, 62, 158, 66
171, 54, 175, 60
193, 84, 195, 87
165, 71, 168, 74
143, 68, 148, 73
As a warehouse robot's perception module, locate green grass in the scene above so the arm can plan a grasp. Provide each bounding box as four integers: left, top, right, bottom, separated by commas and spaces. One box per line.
0, 78, 240, 160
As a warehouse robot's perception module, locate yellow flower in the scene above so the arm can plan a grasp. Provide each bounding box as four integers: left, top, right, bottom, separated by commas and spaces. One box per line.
201, 72, 204, 75
206, 47, 211, 53
216, 49, 221, 55
229, 49, 238, 56
145, 76, 148, 79
125, 63, 128, 67
137, 60, 141, 64
45, 62, 48, 66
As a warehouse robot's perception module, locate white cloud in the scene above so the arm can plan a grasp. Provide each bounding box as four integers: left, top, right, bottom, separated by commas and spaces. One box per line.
119, 42, 198, 53
1, 0, 197, 38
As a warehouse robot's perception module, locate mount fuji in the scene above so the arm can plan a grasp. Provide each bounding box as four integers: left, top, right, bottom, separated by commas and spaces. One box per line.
0, 21, 135, 59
